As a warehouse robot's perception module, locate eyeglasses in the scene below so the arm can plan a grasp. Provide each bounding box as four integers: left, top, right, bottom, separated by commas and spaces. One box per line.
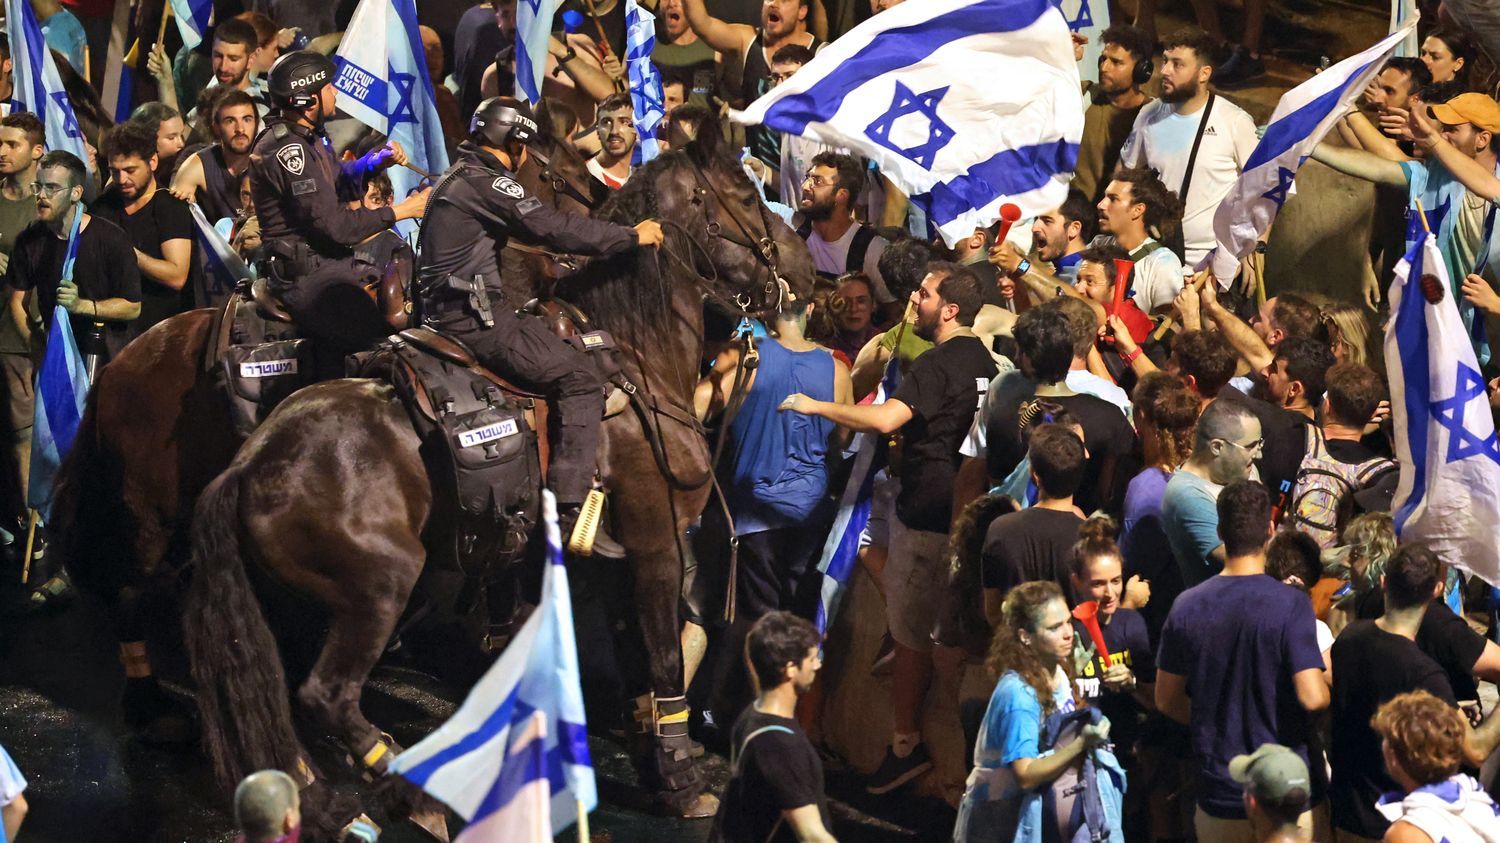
27, 182, 69, 197
802, 174, 835, 187
1218, 437, 1264, 456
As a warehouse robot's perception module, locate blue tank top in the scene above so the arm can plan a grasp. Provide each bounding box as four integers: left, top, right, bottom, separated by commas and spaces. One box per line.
726, 338, 837, 534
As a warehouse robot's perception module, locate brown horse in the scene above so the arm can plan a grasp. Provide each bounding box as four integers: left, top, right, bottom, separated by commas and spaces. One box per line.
178, 141, 813, 829
49, 131, 600, 795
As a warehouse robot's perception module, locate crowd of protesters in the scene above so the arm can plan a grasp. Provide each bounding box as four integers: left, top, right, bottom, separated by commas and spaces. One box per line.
1, 0, 1500, 842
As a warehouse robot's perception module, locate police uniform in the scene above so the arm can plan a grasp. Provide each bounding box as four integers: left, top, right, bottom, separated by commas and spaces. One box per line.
249, 113, 395, 358
420, 139, 639, 504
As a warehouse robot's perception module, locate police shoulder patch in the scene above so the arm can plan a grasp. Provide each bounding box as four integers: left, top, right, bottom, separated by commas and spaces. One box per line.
492, 176, 525, 199
276, 143, 305, 176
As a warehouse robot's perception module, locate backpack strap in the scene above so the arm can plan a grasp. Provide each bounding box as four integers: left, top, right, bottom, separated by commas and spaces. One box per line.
730, 724, 796, 775
795, 218, 812, 240
1178, 92, 1216, 205
847, 224, 878, 275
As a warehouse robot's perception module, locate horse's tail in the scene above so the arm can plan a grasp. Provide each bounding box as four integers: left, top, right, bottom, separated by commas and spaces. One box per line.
182, 467, 305, 793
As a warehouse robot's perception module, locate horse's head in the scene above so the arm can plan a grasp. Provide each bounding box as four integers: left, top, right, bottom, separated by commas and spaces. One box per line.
516, 128, 602, 217
600, 134, 815, 319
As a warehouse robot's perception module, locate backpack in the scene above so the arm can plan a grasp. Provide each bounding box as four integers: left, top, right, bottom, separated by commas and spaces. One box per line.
1288, 425, 1397, 548
796, 218, 878, 280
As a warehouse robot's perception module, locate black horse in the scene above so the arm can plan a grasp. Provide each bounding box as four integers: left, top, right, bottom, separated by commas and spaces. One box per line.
179, 139, 815, 833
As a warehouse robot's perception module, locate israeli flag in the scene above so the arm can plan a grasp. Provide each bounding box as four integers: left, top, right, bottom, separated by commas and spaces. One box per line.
625, 0, 663, 165
1390, 0, 1419, 57
168, 0, 214, 51
514, 0, 558, 103
190, 202, 253, 302
4, 0, 92, 175
333, 0, 450, 237
390, 490, 596, 833
1386, 234, 1500, 586
455, 712, 553, 842
28, 207, 88, 522
732, 0, 1081, 247
1055, 0, 1109, 84
1212, 20, 1416, 262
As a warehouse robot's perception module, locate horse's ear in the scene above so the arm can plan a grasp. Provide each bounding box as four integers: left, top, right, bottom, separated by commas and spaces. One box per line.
685, 117, 724, 166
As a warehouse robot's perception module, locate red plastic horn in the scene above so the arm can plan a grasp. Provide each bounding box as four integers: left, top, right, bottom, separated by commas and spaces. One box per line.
1112, 259, 1134, 312
1072, 600, 1113, 667
995, 203, 1023, 246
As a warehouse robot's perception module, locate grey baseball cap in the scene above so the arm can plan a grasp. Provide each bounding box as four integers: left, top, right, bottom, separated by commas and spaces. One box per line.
1229, 744, 1311, 804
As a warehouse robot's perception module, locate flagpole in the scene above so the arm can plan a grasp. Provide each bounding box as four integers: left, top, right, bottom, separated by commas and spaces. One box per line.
577, 798, 590, 842
155, 0, 172, 50
579, 0, 628, 93
19, 508, 37, 583
1415, 198, 1432, 235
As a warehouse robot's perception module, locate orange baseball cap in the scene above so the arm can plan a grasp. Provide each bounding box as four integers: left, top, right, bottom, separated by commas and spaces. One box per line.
1430, 92, 1500, 133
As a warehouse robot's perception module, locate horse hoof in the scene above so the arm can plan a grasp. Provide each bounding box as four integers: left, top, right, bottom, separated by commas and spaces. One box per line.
408, 807, 450, 842
675, 792, 719, 819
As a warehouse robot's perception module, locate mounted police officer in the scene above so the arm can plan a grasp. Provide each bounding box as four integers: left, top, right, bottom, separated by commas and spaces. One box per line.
418, 96, 664, 523
249, 50, 428, 370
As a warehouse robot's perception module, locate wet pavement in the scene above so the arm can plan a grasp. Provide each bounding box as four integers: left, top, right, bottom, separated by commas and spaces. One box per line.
0, 580, 953, 843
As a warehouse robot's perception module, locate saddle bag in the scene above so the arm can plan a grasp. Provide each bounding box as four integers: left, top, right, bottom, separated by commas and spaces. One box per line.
388, 336, 541, 548
219, 292, 313, 437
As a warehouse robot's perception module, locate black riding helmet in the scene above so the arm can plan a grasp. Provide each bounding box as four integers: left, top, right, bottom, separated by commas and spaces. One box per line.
268, 50, 337, 109
470, 97, 539, 150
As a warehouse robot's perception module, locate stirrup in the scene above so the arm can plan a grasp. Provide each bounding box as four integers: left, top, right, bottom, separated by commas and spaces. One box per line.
567, 488, 606, 556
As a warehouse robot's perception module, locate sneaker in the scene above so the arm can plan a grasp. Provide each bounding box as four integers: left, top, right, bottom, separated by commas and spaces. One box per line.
865, 743, 933, 794
1215, 46, 1265, 88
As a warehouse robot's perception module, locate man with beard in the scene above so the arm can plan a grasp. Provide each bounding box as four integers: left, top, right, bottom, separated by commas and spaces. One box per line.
681, 0, 821, 180
1119, 29, 1258, 289
91, 121, 197, 337
586, 93, 637, 190
203, 19, 270, 106
989, 189, 1096, 307
1073, 25, 1155, 204
172, 90, 259, 228
652, 0, 718, 110
1091, 167, 1185, 314
781, 262, 996, 795
708, 612, 836, 843
796, 152, 895, 317
5, 150, 140, 364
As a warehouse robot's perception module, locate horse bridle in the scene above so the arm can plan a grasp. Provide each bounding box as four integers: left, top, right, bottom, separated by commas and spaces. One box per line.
684, 158, 791, 317
528, 146, 601, 213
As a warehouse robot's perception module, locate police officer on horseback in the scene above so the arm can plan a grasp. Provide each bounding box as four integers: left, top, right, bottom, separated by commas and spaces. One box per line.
418, 96, 664, 524
249, 50, 428, 366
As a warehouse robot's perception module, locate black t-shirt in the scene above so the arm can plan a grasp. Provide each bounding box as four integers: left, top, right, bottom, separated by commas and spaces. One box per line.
1354, 594, 1487, 702
5, 217, 141, 360
983, 377, 1137, 514
710, 708, 831, 843
90, 186, 196, 335
890, 334, 996, 532
555, 0, 627, 63
1329, 621, 1455, 838
1072, 607, 1156, 751
1216, 385, 1310, 502
981, 507, 1084, 601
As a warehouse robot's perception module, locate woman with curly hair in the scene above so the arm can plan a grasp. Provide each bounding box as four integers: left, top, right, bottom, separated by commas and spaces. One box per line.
954, 581, 1117, 842
1371, 690, 1500, 842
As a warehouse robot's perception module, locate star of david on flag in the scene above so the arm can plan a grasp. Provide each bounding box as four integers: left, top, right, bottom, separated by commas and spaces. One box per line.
1385, 232, 1500, 587
625, 0, 664, 165
732, 0, 1083, 247
1209, 20, 1415, 266
334, 0, 450, 240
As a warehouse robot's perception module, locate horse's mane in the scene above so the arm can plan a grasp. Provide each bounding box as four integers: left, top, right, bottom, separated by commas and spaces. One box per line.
555, 148, 728, 343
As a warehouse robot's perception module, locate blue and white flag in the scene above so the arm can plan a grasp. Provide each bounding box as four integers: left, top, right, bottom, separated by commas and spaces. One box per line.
390, 490, 596, 833
1385, 234, 1500, 586
168, 0, 214, 51
1212, 20, 1416, 262
1390, 0, 1419, 57
514, 0, 558, 104
732, 0, 1081, 247
455, 712, 552, 842
625, 0, 663, 165
333, 0, 450, 238
100, 0, 138, 124
4, 0, 91, 175
1054, 0, 1109, 85
28, 206, 87, 522
190, 202, 253, 301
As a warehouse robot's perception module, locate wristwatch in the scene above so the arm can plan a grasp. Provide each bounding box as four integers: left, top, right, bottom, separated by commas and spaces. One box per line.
1012, 258, 1031, 278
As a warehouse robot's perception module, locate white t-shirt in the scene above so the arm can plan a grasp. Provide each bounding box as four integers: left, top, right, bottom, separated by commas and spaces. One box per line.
1087, 234, 1184, 313
803, 221, 895, 303
586, 157, 631, 190
1119, 95, 1259, 273
0, 743, 25, 807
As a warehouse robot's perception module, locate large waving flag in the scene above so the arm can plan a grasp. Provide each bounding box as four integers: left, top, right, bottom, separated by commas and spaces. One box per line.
390, 490, 596, 834
168, 0, 214, 50
190, 202, 253, 303
1212, 20, 1416, 263
28, 207, 88, 522
100, 0, 138, 124
732, 0, 1081, 247
514, 0, 557, 104
625, 0, 663, 165
1385, 233, 1500, 586
334, 0, 450, 238
5, 0, 92, 175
